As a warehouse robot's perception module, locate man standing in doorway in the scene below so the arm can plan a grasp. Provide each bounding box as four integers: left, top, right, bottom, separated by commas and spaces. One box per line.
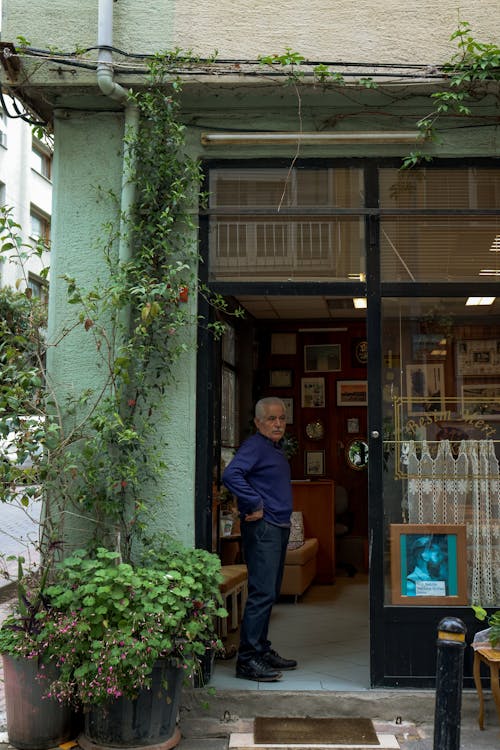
222, 396, 297, 682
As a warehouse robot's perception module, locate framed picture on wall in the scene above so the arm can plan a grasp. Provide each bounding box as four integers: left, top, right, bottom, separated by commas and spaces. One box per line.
405, 364, 445, 415
351, 338, 368, 367
301, 377, 325, 408
271, 333, 297, 355
269, 369, 293, 388
461, 383, 500, 420
282, 397, 294, 424
305, 450, 325, 476
347, 417, 360, 434
337, 380, 368, 406
390, 524, 467, 606
304, 344, 341, 372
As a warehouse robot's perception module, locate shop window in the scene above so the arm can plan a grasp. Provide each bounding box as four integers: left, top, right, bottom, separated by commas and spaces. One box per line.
382, 297, 500, 610
380, 168, 500, 282
209, 167, 365, 281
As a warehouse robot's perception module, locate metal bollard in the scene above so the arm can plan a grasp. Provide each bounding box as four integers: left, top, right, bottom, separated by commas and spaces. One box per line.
433, 616, 467, 750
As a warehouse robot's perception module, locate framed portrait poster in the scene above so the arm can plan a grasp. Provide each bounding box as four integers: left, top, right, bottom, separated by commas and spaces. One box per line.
305, 450, 325, 476
337, 380, 368, 406
304, 344, 341, 373
390, 524, 467, 606
301, 377, 325, 408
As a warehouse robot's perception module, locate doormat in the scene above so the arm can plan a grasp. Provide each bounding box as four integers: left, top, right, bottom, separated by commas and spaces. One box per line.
254, 718, 379, 746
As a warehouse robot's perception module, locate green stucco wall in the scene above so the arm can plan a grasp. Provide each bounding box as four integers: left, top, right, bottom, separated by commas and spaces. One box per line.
49, 110, 197, 547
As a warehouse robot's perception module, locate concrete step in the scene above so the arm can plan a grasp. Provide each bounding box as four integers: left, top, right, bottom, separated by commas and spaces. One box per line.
181, 687, 480, 726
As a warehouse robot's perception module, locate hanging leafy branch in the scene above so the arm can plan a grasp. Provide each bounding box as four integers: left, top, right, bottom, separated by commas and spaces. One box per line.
402, 21, 500, 168
0, 51, 240, 562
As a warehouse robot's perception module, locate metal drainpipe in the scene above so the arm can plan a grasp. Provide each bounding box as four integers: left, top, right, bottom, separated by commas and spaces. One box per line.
97, 0, 138, 265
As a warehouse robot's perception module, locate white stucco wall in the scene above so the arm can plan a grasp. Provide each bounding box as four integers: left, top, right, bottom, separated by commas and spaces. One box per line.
1, 1, 498, 64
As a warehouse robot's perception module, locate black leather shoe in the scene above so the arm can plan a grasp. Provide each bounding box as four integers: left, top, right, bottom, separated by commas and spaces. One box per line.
236, 656, 282, 682
262, 649, 298, 670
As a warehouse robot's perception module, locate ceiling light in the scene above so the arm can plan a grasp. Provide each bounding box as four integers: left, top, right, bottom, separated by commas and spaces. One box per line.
490, 235, 500, 252
353, 297, 367, 309
201, 131, 422, 146
466, 296, 496, 306
479, 269, 500, 276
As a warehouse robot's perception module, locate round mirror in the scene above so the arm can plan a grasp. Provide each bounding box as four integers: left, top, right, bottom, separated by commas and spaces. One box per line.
346, 439, 369, 470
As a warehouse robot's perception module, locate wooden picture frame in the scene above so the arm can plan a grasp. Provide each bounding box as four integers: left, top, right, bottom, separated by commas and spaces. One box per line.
347, 417, 360, 434
461, 383, 500, 420
390, 524, 467, 606
305, 450, 325, 476
282, 397, 294, 424
301, 377, 325, 408
304, 344, 341, 373
271, 332, 296, 355
456, 339, 500, 376
337, 380, 368, 406
269, 369, 293, 388
405, 363, 445, 415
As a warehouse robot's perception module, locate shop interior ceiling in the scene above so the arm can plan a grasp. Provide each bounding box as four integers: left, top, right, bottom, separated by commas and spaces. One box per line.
234, 296, 499, 320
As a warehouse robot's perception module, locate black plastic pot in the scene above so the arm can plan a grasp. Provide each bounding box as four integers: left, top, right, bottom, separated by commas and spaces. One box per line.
79, 659, 183, 749
193, 648, 215, 688
2, 654, 80, 750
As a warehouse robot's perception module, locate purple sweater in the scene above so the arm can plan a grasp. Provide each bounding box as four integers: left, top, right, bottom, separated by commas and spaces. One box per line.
222, 432, 292, 526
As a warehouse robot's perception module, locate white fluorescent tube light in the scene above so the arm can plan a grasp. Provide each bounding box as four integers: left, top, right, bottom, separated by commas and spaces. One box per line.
201, 131, 422, 146
466, 296, 496, 306
479, 269, 500, 275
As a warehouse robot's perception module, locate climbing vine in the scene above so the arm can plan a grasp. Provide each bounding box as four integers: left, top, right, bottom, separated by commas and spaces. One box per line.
0, 51, 240, 562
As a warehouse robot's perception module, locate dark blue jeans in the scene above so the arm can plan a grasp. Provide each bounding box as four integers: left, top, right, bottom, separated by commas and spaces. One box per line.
238, 518, 290, 664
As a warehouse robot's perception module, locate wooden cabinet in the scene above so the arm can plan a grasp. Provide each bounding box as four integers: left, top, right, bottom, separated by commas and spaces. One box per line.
292, 479, 335, 583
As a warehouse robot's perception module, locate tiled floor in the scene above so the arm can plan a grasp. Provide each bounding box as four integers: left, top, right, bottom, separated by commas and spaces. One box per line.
211, 574, 370, 691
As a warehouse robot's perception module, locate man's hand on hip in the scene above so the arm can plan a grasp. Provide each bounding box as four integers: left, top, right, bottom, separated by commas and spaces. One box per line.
245, 509, 264, 522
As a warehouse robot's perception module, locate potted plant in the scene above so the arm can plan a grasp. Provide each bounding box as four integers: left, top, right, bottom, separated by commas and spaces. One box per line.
0, 542, 226, 748
0, 561, 81, 750
17, 543, 226, 748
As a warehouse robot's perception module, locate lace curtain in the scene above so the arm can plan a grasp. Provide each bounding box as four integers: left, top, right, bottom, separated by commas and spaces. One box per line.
407, 439, 500, 606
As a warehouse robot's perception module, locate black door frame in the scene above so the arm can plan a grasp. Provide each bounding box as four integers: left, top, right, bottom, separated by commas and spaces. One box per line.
196, 157, 500, 688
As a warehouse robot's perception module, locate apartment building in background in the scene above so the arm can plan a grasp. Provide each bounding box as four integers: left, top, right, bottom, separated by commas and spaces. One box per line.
0, 97, 52, 297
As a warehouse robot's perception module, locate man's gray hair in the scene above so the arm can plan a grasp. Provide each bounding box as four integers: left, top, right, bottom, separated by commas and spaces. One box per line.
255, 396, 286, 420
